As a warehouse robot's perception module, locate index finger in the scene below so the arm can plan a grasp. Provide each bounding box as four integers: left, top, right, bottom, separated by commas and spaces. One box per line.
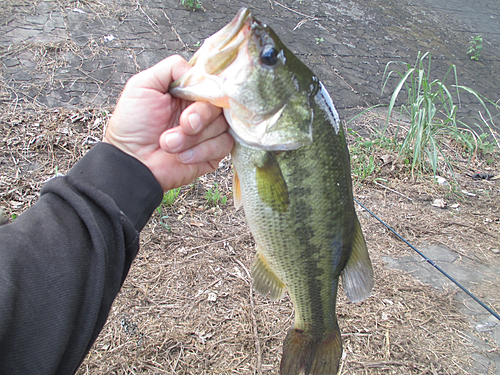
180, 101, 225, 136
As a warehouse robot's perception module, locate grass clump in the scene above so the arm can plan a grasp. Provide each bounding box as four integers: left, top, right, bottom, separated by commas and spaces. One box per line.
181, 0, 201, 11
205, 183, 227, 207
381, 51, 499, 176
156, 188, 181, 214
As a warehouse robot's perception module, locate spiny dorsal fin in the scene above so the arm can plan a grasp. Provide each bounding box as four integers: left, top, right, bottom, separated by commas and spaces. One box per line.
341, 217, 374, 303
233, 169, 243, 210
255, 152, 289, 213
252, 249, 285, 301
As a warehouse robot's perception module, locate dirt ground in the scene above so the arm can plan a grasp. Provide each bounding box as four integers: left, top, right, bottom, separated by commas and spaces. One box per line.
1, 1, 500, 374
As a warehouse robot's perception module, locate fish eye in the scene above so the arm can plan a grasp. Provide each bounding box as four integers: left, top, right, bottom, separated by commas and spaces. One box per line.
260, 46, 279, 66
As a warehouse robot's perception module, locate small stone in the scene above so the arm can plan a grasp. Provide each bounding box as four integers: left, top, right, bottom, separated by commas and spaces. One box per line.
435, 176, 449, 186
432, 198, 447, 208
491, 248, 500, 254
207, 292, 217, 302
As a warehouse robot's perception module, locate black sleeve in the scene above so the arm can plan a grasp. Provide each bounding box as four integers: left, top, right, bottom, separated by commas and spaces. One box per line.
0, 142, 163, 375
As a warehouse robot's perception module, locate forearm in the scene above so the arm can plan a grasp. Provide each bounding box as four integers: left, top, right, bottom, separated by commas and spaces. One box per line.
0, 143, 163, 374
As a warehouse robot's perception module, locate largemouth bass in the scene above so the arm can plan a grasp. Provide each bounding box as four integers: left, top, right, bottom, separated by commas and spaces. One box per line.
170, 8, 374, 375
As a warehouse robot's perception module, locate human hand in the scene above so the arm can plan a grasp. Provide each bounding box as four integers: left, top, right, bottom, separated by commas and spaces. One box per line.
104, 55, 233, 191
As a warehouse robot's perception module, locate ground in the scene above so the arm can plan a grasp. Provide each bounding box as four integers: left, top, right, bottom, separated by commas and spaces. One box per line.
1, 0, 500, 374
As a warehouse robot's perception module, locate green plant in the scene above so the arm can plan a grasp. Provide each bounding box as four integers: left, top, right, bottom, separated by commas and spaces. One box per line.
315, 37, 324, 45
467, 35, 483, 61
159, 215, 172, 231
181, 0, 201, 11
352, 154, 376, 180
205, 183, 227, 207
156, 188, 180, 214
194, 41, 201, 48
381, 51, 499, 176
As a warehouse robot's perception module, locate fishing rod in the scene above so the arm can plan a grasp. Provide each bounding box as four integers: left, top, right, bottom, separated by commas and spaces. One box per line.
354, 197, 500, 323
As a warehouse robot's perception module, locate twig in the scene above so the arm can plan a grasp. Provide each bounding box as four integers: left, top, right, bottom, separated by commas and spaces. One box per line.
185, 234, 249, 252
479, 111, 500, 149
136, 0, 159, 31
351, 361, 406, 368
293, 17, 317, 31
234, 258, 262, 375
373, 180, 413, 201
162, 10, 188, 50
442, 221, 498, 239
273, 1, 316, 19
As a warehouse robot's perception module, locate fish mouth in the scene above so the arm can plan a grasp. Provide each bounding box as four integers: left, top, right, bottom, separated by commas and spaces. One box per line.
169, 8, 252, 96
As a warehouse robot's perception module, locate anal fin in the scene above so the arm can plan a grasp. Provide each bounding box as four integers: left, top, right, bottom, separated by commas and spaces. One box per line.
252, 249, 285, 301
341, 217, 374, 303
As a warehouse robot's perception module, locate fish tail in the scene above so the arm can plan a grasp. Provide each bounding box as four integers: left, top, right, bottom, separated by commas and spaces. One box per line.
280, 326, 342, 375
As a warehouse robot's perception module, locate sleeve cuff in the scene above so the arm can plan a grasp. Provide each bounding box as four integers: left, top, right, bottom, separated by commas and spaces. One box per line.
66, 142, 163, 231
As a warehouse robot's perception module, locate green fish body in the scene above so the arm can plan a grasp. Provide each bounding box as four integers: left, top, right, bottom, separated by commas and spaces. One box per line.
170, 8, 374, 374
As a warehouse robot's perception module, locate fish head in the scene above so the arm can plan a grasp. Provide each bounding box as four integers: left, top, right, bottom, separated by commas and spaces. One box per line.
170, 8, 320, 151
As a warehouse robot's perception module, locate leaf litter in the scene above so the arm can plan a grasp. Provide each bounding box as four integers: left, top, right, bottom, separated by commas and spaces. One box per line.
1, 100, 500, 375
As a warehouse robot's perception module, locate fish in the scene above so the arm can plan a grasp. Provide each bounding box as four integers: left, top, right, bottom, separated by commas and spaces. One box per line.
169, 8, 374, 375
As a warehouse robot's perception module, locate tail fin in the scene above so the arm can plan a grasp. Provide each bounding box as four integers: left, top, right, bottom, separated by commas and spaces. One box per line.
280, 327, 342, 375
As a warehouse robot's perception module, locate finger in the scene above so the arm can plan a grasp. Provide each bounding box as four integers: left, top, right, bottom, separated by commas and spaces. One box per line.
177, 131, 234, 165
180, 101, 225, 135
161, 112, 229, 153
128, 55, 191, 94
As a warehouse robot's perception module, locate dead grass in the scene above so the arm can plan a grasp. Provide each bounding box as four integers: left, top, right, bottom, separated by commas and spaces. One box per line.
2, 102, 500, 374
2, 1, 499, 373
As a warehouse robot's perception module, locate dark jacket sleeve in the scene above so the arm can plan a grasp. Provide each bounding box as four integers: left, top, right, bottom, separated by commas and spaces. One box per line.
0, 142, 163, 375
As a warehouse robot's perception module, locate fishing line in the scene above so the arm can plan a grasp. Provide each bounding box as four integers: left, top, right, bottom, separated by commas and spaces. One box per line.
354, 197, 500, 322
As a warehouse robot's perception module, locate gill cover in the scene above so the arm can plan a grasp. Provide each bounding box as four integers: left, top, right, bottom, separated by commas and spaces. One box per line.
169, 7, 319, 151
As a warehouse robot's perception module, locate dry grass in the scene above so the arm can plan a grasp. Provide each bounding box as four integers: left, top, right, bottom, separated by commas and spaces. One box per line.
2, 1, 499, 373
2, 103, 499, 374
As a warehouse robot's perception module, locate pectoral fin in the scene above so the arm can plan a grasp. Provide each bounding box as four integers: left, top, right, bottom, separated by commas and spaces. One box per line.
233, 169, 243, 210
252, 249, 285, 301
341, 218, 374, 303
255, 152, 289, 213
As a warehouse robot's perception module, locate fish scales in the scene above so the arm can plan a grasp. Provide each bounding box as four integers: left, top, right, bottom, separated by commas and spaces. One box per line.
232, 96, 355, 334
169, 8, 374, 375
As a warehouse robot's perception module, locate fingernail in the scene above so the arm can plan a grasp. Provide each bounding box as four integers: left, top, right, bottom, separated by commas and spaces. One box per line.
163, 132, 182, 151
188, 113, 201, 132
178, 149, 194, 162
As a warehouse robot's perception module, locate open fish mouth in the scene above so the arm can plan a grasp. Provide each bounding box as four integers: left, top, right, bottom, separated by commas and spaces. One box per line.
169, 8, 252, 97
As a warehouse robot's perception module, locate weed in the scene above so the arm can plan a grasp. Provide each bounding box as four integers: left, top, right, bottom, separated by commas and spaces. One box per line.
315, 37, 324, 45
348, 128, 385, 181
381, 51, 499, 176
467, 35, 483, 61
205, 183, 227, 207
194, 41, 201, 48
159, 215, 172, 231
181, 0, 201, 11
352, 154, 376, 180
156, 188, 180, 214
